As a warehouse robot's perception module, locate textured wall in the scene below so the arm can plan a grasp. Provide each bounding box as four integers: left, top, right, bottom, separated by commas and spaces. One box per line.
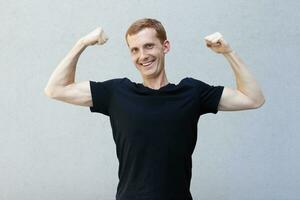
1, 0, 299, 199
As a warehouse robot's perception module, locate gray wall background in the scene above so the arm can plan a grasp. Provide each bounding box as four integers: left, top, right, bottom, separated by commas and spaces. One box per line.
1, 0, 299, 199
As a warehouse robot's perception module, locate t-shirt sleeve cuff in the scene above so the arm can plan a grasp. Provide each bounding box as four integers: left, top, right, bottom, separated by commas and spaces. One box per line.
211, 86, 224, 114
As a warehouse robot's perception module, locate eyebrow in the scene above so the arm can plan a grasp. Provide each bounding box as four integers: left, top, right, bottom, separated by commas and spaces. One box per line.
130, 43, 155, 51
143, 43, 155, 47
130, 47, 138, 52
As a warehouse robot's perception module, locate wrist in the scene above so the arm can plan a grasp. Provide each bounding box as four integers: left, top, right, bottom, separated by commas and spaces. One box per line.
222, 49, 235, 56
77, 38, 89, 48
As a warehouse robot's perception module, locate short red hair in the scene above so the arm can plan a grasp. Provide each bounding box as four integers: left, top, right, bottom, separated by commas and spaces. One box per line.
125, 18, 167, 45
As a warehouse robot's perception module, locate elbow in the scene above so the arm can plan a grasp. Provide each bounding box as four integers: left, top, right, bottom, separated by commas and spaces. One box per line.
44, 87, 56, 98
44, 86, 65, 100
44, 88, 52, 97
253, 96, 266, 108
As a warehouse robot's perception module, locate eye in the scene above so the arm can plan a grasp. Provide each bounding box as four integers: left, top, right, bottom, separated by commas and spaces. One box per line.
146, 44, 154, 49
131, 48, 137, 54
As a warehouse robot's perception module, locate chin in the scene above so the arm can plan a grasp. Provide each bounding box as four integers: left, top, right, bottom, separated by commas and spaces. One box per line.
142, 67, 161, 78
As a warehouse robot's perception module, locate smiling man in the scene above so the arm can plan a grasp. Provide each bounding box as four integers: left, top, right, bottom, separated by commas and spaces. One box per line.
126, 22, 170, 89
44, 18, 265, 200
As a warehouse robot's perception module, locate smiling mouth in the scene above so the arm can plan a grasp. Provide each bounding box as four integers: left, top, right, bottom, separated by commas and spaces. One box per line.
140, 60, 155, 67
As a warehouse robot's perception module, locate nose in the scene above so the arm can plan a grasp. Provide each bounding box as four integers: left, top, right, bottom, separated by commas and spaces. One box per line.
139, 49, 149, 61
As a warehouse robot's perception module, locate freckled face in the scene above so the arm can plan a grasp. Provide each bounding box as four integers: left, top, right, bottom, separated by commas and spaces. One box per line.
127, 28, 170, 79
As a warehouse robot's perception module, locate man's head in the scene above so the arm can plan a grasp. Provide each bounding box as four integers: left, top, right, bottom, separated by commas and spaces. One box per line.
125, 18, 167, 45
125, 18, 170, 79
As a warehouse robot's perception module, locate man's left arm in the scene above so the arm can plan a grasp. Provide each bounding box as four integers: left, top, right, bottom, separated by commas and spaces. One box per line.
204, 32, 265, 111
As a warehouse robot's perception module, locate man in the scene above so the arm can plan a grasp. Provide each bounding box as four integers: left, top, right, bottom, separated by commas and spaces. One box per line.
44, 18, 265, 200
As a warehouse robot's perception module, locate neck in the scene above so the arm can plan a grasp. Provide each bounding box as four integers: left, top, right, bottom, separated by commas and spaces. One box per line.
142, 71, 169, 90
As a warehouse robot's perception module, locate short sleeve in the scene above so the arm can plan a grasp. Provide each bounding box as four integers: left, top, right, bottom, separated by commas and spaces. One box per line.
190, 78, 224, 115
89, 79, 119, 116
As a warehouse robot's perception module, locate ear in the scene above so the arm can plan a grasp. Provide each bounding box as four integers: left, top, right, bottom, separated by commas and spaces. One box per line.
162, 40, 170, 54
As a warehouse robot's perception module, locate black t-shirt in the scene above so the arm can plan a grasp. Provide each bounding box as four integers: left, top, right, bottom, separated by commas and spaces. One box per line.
89, 77, 224, 200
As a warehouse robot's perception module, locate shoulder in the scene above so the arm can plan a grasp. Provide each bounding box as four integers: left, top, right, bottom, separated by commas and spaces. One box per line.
181, 77, 210, 87
90, 77, 127, 85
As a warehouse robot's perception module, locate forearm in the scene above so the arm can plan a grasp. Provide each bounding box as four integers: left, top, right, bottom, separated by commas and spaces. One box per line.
223, 51, 265, 105
45, 39, 87, 93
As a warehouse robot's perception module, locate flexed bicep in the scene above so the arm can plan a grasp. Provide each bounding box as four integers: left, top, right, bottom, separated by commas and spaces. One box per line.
218, 87, 260, 111
45, 81, 93, 107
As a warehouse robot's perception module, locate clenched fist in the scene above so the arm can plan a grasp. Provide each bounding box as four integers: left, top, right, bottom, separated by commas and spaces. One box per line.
80, 27, 109, 46
204, 32, 233, 54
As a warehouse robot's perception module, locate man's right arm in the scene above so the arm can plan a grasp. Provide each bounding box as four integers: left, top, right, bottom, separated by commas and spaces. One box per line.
44, 27, 108, 107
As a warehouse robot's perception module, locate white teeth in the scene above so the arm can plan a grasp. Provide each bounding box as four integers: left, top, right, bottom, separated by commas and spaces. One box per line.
141, 61, 154, 66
